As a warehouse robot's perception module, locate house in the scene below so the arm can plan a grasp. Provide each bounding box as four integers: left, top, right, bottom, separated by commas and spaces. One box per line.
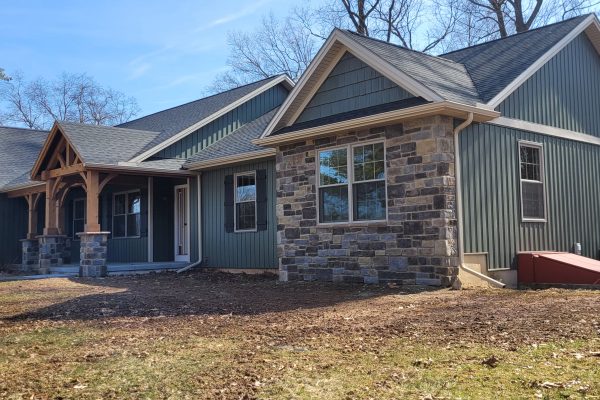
0, 75, 292, 275
1, 14, 600, 286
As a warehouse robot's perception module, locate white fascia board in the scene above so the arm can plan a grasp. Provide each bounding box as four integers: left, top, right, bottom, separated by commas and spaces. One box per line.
254, 101, 499, 146
184, 149, 276, 171
129, 75, 294, 163
489, 116, 600, 146
488, 15, 597, 108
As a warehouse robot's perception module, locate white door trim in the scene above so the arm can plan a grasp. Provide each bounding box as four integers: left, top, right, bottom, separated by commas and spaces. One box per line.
174, 183, 190, 262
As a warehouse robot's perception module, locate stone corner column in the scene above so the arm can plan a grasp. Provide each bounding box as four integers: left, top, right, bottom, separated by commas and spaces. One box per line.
77, 232, 109, 278
37, 235, 67, 274
20, 238, 39, 273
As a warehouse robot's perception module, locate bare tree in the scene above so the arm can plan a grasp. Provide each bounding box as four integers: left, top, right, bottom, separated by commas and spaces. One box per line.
0, 68, 9, 82
209, 13, 319, 92
445, 0, 599, 48
0, 72, 140, 129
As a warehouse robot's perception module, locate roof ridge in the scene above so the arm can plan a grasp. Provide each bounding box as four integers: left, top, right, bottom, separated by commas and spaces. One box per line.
118, 75, 285, 127
441, 13, 592, 56
58, 120, 161, 134
0, 125, 48, 133
341, 29, 464, 66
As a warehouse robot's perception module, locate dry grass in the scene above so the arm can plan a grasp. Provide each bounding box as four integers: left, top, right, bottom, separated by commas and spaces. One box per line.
0, 273, 598, 399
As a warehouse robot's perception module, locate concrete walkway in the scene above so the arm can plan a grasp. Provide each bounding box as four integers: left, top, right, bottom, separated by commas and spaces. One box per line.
0, 262, 189, 281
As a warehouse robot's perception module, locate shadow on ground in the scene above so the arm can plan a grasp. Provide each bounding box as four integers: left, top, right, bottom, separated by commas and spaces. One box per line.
1, 271, 435, 322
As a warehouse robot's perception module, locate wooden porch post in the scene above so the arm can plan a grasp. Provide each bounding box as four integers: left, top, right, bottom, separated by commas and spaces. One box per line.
25, 193, 41, 239
44, 179, 59, 235
84, 170, 101, 232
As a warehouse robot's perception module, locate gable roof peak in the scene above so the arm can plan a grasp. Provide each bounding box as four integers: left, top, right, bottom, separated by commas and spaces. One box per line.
339, 29, 463, 66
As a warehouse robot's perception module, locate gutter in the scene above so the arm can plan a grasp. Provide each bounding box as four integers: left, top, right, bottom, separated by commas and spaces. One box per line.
184, 149, 276, 171
254, 101, 499, 147
453, 113, 506, 289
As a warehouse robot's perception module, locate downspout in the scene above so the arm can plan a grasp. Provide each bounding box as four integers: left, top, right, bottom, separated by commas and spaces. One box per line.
453, 113, 506, 288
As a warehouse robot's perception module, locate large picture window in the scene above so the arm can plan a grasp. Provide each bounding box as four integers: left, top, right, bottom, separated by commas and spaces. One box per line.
318, 141, 386, 224
235, 172, 257, 231
113, 191, 141, 238
519, 141, 546, 222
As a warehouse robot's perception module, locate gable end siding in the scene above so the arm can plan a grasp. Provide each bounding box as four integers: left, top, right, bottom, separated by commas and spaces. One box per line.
295, 52, 416, 124
498, 33, 600, 137
155, 84, 289, 159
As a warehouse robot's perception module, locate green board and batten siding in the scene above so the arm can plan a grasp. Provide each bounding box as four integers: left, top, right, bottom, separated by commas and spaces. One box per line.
201, 159, 278, 269
155, 84, 289, 159
0, 195, 28, 265
498, 33, 600, 136
460, 124, 600, 270
296, 52, 415, 123
460, 31, 600, 270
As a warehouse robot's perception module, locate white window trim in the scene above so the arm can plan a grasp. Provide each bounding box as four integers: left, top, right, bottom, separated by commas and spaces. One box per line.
518, 140, 547, 223
72, 198, 86, 239
234, 171, 258, 233
112, 189, 142, 239
316, 139, 388, 226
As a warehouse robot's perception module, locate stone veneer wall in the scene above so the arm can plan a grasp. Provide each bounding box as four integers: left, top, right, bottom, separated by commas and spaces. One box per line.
78, 232, 109, 277
276, 116, 458, 286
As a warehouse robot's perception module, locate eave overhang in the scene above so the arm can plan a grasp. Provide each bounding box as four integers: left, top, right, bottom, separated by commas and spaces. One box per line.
253, 101, 499, 147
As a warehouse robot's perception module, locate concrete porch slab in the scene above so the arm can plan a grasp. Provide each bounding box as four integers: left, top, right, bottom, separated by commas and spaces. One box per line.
49, 262, 189, 276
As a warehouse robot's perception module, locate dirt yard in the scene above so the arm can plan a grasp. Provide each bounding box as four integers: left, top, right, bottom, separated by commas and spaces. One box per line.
0, 272, 598, 399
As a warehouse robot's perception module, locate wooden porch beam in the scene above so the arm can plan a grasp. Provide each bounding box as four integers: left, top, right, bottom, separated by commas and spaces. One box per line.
41, 163, 85, 180
5, 185, 45, 198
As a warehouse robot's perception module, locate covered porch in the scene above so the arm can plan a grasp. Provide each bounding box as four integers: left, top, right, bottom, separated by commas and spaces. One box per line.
10, 122, 200, 277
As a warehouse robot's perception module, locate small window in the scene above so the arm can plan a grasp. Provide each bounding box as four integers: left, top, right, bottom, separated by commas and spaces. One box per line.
317, 141, 386, 224
235, 172, 257, 231
519, 142, 546, 221
73, 198, 86, 238
113, 191, 141, 238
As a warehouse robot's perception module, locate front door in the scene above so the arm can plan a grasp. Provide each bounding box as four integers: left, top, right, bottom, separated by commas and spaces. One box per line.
174, 185, 190, 262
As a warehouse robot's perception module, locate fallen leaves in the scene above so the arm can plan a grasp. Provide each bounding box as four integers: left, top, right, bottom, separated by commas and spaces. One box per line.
481, 355, 500, 368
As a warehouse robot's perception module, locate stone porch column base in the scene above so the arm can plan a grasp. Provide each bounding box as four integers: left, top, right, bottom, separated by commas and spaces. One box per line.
37, 235, 67, 274
77, 232, 110, 277
20, 239, 39, 273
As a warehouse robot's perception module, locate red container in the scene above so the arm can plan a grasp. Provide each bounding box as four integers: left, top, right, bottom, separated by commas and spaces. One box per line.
518, 252, 600, 285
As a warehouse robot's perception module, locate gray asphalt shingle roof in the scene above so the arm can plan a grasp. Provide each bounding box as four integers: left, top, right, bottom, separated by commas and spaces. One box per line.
339, 30, 481, 105
0, 126, 49, 191
117, 76, 283, 155
184, 108, 279, 166
442, 14, 590, 103
57, 121, 161, 165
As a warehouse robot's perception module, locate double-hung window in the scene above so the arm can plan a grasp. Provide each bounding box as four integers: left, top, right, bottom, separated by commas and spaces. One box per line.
318, 141, 386, 223
519, 141, 546, 222
113, 191, 141, 238
72, 198, 86, 238
235, 172, 257, 231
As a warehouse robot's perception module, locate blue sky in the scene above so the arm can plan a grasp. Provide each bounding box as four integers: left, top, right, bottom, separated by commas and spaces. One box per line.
1, 0, 302, 116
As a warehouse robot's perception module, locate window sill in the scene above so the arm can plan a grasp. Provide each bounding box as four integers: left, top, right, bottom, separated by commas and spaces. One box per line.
234, 229, 258, 233
317, 219, 388, 228
111, 236, 142, 240
521, 218, 547, 223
